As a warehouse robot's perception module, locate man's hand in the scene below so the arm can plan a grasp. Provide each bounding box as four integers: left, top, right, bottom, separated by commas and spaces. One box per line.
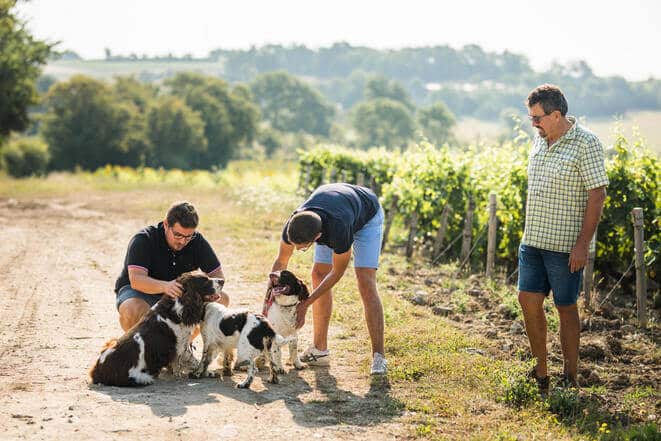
295, 300, 309, 329
162, 280, 183, 298
569, 241, 589, 273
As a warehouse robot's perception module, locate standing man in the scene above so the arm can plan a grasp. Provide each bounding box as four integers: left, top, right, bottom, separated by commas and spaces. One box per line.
271, 183, 387, 375
518, 84, 608, 391
115, 201, 229, 331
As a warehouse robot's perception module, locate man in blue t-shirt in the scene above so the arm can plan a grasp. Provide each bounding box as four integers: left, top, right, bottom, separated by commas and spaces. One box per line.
270, 183, 387, 375
115, 201, 228, 331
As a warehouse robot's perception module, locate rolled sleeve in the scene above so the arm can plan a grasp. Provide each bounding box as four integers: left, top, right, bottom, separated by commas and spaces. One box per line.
580, 136, 609, 190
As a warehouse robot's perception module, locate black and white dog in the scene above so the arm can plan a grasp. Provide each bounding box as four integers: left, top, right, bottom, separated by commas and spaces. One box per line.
191, 303, 291, 389
263, 270, 310, 372
89, 272, 223, 387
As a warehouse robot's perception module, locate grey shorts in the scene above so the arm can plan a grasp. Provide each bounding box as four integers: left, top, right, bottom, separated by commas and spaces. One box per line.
115, 285, 161, 311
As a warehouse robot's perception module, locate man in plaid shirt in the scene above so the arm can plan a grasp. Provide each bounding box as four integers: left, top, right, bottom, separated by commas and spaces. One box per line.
518, 84, 608, 392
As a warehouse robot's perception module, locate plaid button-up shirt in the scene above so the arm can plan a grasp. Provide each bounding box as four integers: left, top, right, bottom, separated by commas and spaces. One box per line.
522, 116, 609, 253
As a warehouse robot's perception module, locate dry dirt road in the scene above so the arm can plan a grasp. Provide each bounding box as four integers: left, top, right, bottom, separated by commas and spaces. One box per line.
0, 196, 405, 440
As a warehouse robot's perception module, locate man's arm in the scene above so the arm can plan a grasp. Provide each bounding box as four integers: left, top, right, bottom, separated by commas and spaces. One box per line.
128, 267, 182, 298
569, 186, 607, 272
272, 240, 295, 272
295, 250, 351, 328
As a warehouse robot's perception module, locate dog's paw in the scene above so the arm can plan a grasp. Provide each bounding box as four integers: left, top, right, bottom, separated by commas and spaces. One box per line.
207, 370, 220, 378
188, 371, 202, 379
222, 368, 233, 377
293, 361, 307, 370
274, 366, 286, 375
268, 375, 280, 384
236, 381, 251, 389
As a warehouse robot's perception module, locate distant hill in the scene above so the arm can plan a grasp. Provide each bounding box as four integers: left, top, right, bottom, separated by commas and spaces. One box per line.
46, 43, 661, 120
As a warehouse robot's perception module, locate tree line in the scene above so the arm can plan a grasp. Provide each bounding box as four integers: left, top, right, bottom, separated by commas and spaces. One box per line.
109, 43, 661, 119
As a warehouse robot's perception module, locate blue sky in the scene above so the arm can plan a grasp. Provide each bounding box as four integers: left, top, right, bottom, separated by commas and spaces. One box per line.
16, 0, 661, 81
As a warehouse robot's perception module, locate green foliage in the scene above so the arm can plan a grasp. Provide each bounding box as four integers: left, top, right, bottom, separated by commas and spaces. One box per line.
384, 142, 470, 256
112, 76, 157, 112
597, 129, 660, 282
298, 145, 398, 195
251, 71, 335, 136
351, 98, 416, 149
599, 423, 659, 441
166, 73, 260, 168
301, 131, 660, 283
416, 101, 457, 146
547, 387, 582, 420
257, 127, 283, 158
146, 96, 207, 169
0, 0, 53, 138
1, 137, 49, 177
42, 75, 147, 170
495, 364, 540, 408
364, 75, 415, 111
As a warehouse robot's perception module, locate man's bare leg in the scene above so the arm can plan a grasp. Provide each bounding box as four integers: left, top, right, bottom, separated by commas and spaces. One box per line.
355, 267, 384, 355
311, 263, 333, 351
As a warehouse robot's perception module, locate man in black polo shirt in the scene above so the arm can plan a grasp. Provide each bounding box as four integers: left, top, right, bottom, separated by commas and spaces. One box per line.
270, 183, 387, 375
115, 201, 228, 331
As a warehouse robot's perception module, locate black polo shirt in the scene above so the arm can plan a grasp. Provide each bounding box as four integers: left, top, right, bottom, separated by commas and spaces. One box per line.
282, 183, 380, 254
114, 222, 221, 293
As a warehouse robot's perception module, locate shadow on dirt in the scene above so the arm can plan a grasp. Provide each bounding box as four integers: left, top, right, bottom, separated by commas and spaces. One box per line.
90, 366, 403, 428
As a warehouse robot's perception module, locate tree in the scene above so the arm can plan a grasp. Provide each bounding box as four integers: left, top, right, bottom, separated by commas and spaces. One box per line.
417, 101, 456, 146
251, 71, 335, 136
351, 98, 415, 149
165, 73, 259, 168
0, 0, 53, 143
112, 76, 157, 113
364, 76, 415, 111
146, 96, 207, 169
41, 75, 146, 170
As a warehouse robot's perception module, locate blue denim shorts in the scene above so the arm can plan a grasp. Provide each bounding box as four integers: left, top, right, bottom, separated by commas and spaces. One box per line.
116, 285, 161, 311
314, 206, 384, 269
517, 244, 583, 306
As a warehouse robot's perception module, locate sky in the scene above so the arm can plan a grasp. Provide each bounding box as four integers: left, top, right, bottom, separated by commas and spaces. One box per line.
15, 0, 661, 81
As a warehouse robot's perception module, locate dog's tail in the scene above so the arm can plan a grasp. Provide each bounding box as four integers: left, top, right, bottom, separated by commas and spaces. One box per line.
88, 338, 119, 384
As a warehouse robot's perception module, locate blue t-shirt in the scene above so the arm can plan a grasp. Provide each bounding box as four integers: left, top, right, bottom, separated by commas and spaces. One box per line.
282, 183, 380, 254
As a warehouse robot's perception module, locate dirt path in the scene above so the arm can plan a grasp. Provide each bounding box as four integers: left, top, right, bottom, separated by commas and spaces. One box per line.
0, 196, 405, 440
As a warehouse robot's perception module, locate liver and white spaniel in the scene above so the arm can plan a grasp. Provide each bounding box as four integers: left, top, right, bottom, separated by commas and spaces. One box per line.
89, 272, 223, 387
263, 270, 310, 372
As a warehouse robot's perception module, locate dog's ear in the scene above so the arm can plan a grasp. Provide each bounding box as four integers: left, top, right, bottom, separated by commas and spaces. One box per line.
179, 282, 205, 326
297, 278, 310, 301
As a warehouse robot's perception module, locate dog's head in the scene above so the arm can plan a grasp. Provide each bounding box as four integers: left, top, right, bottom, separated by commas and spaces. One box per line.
269, 270, 309, 307
177, 271, 224, 325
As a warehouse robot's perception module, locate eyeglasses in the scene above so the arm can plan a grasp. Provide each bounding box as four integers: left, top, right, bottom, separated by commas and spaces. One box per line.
528, 112, 549, 124
169, 226, 197, 241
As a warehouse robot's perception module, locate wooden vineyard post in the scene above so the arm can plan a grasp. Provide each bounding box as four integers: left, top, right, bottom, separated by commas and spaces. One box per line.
486, 193, 497, 278
406, 211, 418, 260
460, 199, 475, 268
381, 196, 399, 251
632, 208, 647, 328
432, 204, 451, 263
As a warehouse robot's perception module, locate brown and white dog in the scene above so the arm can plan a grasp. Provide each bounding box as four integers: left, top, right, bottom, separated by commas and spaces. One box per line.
89, 272, 223, 387
263, 270, 310, 372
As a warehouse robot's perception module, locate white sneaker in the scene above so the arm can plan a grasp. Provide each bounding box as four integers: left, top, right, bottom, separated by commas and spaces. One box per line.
370, 352, 387, 375
300, 346, 331, 366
